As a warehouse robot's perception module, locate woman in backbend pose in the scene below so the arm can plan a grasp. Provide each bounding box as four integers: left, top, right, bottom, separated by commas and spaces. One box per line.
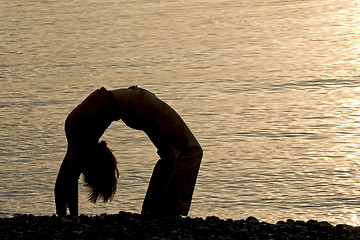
55, 86, 202, 217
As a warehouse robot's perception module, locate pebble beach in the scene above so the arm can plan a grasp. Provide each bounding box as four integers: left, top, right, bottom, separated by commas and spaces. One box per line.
2, 212, 360, 240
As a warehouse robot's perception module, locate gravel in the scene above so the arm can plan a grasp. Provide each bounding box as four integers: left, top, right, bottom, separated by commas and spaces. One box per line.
1, 212, 360, 240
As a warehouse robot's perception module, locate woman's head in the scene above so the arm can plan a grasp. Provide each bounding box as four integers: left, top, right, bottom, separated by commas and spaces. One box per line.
82, 141, 119, 203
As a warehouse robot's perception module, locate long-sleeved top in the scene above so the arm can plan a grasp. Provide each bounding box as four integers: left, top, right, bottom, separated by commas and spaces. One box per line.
115, 86, 201, 160
66, 86, 201, 160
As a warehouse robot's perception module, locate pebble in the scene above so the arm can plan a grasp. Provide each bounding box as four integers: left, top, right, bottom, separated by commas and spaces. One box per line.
246, 216, 260, 224
60, 217, 73, 224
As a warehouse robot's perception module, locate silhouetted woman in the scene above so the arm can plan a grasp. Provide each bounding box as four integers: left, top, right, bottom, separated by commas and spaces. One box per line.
55, 86, 202, 216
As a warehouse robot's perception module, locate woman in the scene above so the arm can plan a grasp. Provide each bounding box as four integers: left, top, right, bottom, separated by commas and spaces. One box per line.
55, 86, 203, 217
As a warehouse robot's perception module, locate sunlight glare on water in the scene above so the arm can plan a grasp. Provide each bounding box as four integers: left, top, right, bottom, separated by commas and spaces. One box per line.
1, 0, 360, 226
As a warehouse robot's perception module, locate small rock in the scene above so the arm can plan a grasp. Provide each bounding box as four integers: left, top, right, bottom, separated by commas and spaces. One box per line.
60, 217, 72, 224
238, 228, 249, 235
307, 219, 319, 225
192, 226, 210, 236
206, 216, 220, 222
183, 235, 193, 240
246, 216, 259, 224
351, 226, 360, 233
286, 219, 295, 225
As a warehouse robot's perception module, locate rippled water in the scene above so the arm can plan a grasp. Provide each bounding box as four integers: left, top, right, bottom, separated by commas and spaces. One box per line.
1, 0, 360, 225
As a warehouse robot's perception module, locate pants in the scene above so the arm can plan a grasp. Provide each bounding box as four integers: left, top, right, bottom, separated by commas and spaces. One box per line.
142, 148, 203, 216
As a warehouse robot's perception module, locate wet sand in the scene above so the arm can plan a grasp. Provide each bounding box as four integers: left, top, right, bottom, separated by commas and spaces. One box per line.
2, 212, 360, 240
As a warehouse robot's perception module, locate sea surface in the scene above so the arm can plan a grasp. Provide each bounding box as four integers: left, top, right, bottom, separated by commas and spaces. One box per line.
1, 0, 360, 225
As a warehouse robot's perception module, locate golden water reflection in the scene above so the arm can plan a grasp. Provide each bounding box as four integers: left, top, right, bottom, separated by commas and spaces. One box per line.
2, 0, 360, 225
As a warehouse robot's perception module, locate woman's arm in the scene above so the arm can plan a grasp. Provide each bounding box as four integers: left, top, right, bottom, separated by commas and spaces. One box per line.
55, 154, 81, 216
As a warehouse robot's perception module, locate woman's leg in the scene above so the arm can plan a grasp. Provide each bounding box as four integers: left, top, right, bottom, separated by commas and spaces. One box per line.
142, 158, 176, 215
142, 148, 202, 216
165, 149, 203, 215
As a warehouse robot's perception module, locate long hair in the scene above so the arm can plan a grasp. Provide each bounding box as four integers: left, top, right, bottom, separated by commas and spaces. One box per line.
82, 141, 119, 203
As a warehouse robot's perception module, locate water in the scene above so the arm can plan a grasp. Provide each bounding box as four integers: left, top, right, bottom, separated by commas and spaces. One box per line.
1, 0, 360, 225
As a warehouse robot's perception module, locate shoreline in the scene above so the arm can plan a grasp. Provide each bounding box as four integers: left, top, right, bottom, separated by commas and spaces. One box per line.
2, 212, 360, 240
